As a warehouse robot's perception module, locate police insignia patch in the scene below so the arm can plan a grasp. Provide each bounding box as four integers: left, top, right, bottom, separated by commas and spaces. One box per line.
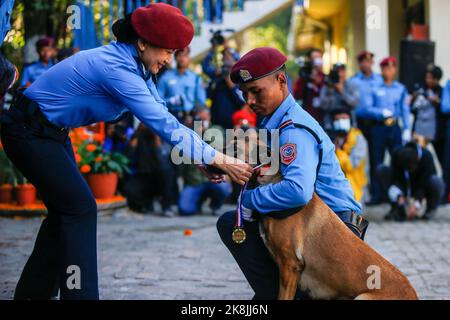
239, 69, 252, 82
280, 143, 296, 165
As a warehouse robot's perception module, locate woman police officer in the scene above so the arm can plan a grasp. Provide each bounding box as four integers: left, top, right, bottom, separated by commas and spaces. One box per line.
0, 3, 252, 300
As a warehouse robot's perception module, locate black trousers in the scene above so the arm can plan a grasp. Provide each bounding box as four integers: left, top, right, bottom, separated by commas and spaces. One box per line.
1, 110, 99, 299
217, 211, 365, 300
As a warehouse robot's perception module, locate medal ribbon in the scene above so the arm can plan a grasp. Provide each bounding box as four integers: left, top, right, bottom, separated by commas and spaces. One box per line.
235, 162, 268, 228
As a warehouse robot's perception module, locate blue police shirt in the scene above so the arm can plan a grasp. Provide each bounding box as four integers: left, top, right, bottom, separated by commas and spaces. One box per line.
20, 60, 55, 87
371, 81, 411, 129
0, 0, 14, 47
24, 41, 216, 165
441, 80, 450, 114
157, 68, 206, 113
349, 71, 383, 120
242, 94, 362, 215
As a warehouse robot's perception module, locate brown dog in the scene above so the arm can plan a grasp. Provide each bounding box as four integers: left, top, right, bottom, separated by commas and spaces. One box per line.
254, 171, 418, 300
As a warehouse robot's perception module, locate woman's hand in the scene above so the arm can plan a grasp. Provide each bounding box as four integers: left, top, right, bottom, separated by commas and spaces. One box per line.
211, 152, 253, 186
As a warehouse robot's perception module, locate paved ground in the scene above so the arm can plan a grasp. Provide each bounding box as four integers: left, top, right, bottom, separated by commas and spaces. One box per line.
1, 204, 449, 300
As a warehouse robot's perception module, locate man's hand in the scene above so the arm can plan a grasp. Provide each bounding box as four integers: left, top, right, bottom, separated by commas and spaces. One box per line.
242, 205, 255, 222
197, 165, 226, 184
168, 95, 183, 106
382, 109, 394, 119
334, 82, 344, 93
402, 129, 412, 144
211, 152, 253, 186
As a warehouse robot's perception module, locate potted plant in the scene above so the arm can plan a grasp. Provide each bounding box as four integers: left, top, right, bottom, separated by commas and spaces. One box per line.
0, 149, 15, 204
13, 166, 37, 206
76, 142, 130, 199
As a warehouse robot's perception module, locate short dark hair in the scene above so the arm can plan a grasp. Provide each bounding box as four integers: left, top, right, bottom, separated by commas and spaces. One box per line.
307, 48, 322, 58
426, 65, 443, 81
273, 65, 287, 79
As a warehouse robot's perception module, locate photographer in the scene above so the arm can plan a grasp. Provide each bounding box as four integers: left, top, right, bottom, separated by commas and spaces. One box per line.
293, 48, 325, 124
202, 29, 240, 80
410, 65, 444, 159
320, 63, 359, 132
202, 31, 245, 129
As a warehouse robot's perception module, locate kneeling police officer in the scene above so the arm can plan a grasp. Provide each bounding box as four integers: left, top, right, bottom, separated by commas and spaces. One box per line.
216, 48, 368, 300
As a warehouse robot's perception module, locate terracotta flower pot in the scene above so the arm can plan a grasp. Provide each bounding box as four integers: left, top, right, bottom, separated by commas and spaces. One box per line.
86, 173, 118, 199
0, 184, 14, 204
15, 184, 37, 206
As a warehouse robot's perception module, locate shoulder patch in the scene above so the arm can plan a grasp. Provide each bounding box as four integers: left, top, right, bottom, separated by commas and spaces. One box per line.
280, 143, 297, 165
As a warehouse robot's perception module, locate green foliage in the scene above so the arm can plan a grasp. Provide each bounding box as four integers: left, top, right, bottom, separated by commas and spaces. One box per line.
244, 5, 293, 54
76, 141, 130, 175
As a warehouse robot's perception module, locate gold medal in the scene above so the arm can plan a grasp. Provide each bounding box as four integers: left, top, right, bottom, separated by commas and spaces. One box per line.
232, 228, 247, 244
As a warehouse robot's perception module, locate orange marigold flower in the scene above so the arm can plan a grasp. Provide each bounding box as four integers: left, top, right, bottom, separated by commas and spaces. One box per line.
86, 144, 97, 152
75, 154, 82, 163
95, 156, 102, 162
80, 164, 91, 174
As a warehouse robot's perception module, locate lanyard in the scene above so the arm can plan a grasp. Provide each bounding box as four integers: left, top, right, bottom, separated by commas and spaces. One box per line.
232, 162, 269, 244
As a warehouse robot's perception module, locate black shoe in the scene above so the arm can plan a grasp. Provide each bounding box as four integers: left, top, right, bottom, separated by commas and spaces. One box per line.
366, 200, 383, 207
384, 211, 395, 221
422, 209, 437, 221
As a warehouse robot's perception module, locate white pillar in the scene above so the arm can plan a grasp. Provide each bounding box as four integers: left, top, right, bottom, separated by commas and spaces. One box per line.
365, 0, 390, 72
429, 0, 450, 84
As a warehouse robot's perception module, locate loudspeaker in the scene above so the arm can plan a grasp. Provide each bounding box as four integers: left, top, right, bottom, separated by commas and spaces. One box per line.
399, 40, 435, 93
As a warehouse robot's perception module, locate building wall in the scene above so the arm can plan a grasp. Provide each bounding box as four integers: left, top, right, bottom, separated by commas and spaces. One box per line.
428, 0, 450, 83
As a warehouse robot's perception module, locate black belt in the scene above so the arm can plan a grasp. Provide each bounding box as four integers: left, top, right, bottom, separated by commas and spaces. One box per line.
337, 211, 369, 240
2, 90, 69, 142
357, 117, 398, 127
11, 90, 67, 131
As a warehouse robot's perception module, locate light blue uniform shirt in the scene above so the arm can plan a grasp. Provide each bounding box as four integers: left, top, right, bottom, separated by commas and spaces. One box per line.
371, 81, 411, 129
20, 60, 55, 87
441, 80, 450, 114
349, 71, 383, 120
242, 94, 362, 215
24, 41, 216, 164
157, 69, 206, 113
0, 0, 14, 47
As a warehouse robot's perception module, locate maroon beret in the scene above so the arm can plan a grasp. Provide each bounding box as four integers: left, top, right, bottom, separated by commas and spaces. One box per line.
357, 50, 374, 62
380, 56, 397, 68
36, 37, 54, 49
131, 3, 194, 50
230, 47, 287, 84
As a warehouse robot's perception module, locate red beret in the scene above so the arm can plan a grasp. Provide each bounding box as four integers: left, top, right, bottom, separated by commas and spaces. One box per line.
131, 3, 194, 50
380, 56, 397, 68
36, 37, 54, 49
230, 47, 287, 84
232, 108, 257, 127
357, 50, 374, 62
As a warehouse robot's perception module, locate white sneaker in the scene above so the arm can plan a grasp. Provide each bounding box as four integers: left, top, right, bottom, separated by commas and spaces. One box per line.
162, 208, 176, 218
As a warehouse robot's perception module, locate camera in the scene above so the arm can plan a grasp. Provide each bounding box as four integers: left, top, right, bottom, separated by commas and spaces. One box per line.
327, 69, 340, 85
210, 30, 225, 47
326, 64, 344, 85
